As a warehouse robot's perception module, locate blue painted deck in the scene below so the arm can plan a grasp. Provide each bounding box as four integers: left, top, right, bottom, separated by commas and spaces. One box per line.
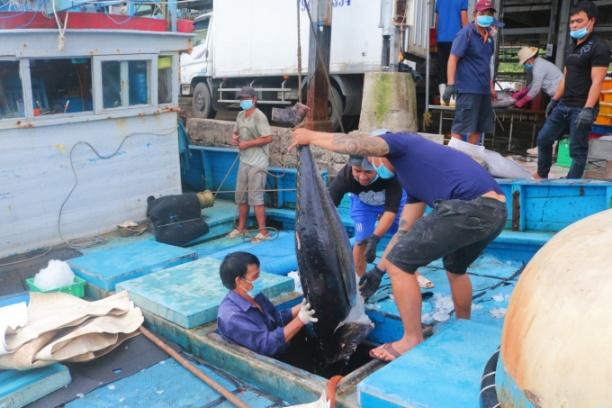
0, 364, 71, 408
65, 358, 282, 408
68, 240, 197, 291
366, 255, 519, 345
194, 231, 298, 275
200, 199, 245, 241
0, 292, 29, 308
117, 257, 294, 328
10, 176, 609, 407
359, 320, 500, 407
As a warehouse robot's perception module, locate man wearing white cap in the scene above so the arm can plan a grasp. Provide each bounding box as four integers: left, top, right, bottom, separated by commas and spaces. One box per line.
512, 47, 562, 109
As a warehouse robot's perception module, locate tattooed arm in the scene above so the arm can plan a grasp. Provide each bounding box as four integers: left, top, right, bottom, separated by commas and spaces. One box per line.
377, 202, 425, 271
291, 128, 389, 157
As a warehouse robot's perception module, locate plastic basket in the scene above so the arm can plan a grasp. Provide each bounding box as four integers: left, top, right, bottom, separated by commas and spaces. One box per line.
25, 276, 87, 298
556, 138, 572, 168
599, 102, 612, 116
595, 115, 612, 126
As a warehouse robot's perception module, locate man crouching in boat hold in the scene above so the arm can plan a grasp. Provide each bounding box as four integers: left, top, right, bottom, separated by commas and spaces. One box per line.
217, 252, 318, 357
290, 129, 506, 362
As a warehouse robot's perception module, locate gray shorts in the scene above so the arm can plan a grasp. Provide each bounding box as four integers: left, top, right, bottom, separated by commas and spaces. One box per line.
387, 197, 507, 275
452, 93, 495, 135
235, 162, 267, 206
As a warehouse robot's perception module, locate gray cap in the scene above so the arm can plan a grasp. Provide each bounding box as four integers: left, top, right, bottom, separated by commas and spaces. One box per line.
349, 155, 375, 171
237, 86, 256, 98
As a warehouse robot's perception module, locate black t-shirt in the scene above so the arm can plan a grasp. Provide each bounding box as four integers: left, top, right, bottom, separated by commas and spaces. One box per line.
328, 164, 403, 213
562, 33, 611, 107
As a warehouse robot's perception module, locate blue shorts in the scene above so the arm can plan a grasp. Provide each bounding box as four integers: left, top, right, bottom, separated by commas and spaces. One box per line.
452, 93, 495, 135
350, 193, 406, 243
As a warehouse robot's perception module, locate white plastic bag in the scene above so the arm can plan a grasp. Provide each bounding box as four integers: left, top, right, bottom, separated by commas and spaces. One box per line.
481, 150, 532, 179
33, 260, 75, 291
448, 137, 485, 158
448, 138, 532, 179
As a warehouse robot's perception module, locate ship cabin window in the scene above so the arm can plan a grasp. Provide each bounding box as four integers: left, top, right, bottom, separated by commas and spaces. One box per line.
101, 59, 151, 109
30, 58, 93, 116
0, 60, 24, 120
158, 56, 173, 105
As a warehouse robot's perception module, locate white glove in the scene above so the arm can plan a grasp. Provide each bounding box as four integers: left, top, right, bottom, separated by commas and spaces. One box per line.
297, 300, 318, 325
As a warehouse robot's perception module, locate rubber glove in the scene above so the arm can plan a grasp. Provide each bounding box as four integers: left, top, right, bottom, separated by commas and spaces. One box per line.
298, 300, 318, 325
545, 99, 558, 118
442, 84, 457, 106
512, 88, 529, 101
575, 108, 594, 132
514, 95, 532, 109
359, 266, 385, 299
363, 235, 381, 264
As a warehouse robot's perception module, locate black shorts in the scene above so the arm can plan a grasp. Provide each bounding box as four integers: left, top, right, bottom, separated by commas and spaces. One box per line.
452, 93, 495, 135
387, 197, 507, 275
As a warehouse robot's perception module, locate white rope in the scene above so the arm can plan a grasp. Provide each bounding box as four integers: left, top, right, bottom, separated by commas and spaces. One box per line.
296, 0, 303, 104
51, 0, 69, 51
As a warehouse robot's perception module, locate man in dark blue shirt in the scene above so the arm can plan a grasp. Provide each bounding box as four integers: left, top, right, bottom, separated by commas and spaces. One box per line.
291, 129, 507, 362
434, 0, 468, 86
536, 1, 610, 179
329, 156, 434, 293
216, 252, 317, 356
443, 0, 497, 145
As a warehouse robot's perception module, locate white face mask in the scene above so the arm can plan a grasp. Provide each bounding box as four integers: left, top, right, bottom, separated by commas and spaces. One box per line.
241, 277, 257, 297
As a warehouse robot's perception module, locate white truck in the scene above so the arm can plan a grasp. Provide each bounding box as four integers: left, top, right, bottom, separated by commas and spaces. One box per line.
180, 0, 431, 128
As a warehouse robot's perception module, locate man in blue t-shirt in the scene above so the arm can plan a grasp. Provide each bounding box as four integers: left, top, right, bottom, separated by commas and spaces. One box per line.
291, 128, 507, 362
443, 0, 497, 145
435, 0, 468, 86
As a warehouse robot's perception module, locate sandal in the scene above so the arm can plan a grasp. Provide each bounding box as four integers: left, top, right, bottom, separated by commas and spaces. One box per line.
251, 232, 271, 243
417, 274, 434, 289
226, 229, 246, 239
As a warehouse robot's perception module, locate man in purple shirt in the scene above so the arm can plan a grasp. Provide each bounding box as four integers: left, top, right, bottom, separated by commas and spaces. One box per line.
216, 252, 318, 356
291, 129, 507, 362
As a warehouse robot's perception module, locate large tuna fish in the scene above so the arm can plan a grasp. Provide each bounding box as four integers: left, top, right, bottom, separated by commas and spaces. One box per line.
295, 146, 373, 364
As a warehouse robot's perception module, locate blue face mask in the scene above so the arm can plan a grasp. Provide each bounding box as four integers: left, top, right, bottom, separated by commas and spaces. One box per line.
524, 63, 533, 71
372, 161, 395, 179
476, 15, 495, 28
570, 27, 589, 40
240, 99, 254, 110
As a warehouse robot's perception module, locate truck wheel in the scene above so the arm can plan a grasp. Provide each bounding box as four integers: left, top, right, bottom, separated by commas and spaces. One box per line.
192, 82, 215, 119
329, 86, 344, 131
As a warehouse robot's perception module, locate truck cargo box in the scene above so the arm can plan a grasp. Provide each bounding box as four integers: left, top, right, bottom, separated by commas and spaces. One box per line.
212, 0, 383, 78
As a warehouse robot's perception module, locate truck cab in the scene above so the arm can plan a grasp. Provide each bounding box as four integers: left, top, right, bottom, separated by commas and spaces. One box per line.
180, 12, 215, 118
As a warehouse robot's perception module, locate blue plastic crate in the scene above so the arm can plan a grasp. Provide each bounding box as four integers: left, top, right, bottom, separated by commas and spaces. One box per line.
592, 124, 612, 135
